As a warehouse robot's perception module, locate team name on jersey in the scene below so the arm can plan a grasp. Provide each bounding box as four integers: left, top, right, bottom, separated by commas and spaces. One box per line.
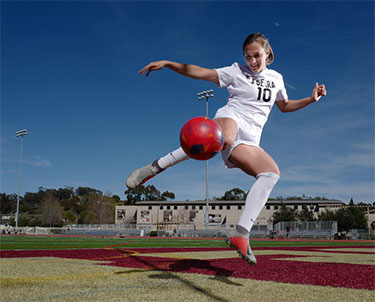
246, 75, 276, 89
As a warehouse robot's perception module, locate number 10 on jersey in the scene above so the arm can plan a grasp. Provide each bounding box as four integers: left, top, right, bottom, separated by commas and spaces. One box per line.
257, 87, 272, 102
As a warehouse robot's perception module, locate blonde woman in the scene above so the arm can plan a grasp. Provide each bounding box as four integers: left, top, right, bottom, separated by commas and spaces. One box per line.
127, 33, 327, 265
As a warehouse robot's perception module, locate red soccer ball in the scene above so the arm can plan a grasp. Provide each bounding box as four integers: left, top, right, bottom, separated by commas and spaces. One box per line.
180, 116, 224, 160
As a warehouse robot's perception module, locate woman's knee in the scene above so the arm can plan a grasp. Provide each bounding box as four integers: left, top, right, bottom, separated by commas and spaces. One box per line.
271, 165, 281, 177
274, 169, 281, 178
253, 164, 280, 177
261, 158, 280, 176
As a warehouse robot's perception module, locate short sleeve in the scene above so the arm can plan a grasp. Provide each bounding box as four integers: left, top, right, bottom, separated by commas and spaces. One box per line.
276, 75, 288, 101
214, 63, 237, 88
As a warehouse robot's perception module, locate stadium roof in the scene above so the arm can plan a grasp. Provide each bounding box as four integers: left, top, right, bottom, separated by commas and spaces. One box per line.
134, 199, 345, 206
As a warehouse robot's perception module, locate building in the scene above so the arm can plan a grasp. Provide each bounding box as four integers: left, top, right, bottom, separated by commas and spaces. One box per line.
115, 199, 345, 232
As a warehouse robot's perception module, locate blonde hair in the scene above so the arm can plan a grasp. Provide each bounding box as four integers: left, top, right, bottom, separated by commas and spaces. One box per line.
242, 33, 274, 65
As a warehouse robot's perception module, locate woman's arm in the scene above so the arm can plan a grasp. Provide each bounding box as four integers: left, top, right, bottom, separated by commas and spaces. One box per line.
139, 60, 219, 85
276, 82, 327, 113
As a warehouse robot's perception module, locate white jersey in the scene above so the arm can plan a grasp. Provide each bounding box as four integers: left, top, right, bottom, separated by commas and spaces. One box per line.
214, 62, 288, 167
215, 62, 287, 130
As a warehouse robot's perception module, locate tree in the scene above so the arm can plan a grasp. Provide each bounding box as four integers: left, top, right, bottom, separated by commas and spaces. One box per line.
84, 194, 114, 224
297, 208, 315, 221
76, 187, 102, 197
56, 187, 75, 200
63, 211, 77, 224
125, 185, 146, 204
272, 204, 297, 225
286, 195, 302, 200
335, 206, 368, 232
40, 191, 63, 227
112, 195, 121, 203
161, 191, 175, 201
22, 190, 42, 214
144, 185, 162, 201
220, 188, 247, 200
125, 185, 176, 203
18, 213, 42, 227
0, 193, 17, 214
318, 205, 368, 232
318, 209, 336, 221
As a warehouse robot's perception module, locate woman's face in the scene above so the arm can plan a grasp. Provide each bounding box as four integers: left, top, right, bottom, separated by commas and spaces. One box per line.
243, 41, 269, 73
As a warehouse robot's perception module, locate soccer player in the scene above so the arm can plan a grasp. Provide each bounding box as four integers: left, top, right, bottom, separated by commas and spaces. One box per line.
126, 33, 327, 265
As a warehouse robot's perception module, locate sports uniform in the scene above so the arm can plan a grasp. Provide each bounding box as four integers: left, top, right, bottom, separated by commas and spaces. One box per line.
214, 62, 288, 168
124, 32, 328, 266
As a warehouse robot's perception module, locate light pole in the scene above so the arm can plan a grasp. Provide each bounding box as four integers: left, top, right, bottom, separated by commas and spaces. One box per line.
197, 89, 214, 229
15, 129, 28, 229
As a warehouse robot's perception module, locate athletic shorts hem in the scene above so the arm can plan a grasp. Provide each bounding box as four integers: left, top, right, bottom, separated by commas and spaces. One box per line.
222, 140, 262, 169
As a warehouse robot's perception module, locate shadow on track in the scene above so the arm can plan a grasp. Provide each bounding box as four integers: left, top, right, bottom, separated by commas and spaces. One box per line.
117, 250, 242, 302
167, 259, 242, 286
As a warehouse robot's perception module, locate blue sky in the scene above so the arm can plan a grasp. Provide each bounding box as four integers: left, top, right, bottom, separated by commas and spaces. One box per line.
1, 1, 374, 204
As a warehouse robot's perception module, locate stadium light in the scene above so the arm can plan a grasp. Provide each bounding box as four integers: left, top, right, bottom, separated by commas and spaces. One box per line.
197, 89, 214, 117
197, 90, 214, 230
15, 129, 28, 229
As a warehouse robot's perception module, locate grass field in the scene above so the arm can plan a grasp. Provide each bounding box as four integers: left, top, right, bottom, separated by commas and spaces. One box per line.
1, 235, 374, 302
1, 235, 373, 250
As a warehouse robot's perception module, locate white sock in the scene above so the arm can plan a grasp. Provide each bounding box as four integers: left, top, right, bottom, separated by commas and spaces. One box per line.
157, 147, 190, 170
237, 172, 279, 233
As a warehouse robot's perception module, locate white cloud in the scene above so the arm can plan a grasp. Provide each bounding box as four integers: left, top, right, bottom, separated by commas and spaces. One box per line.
284, 82, 297, 90
282, 155, 374, 184
24, 156, 52, 168
285, 82, 297, 91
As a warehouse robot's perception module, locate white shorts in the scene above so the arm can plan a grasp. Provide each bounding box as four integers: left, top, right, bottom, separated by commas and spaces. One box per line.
214, 106, 263, 169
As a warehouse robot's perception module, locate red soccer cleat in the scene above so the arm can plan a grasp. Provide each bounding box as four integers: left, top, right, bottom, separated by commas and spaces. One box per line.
225, 232, 257, 265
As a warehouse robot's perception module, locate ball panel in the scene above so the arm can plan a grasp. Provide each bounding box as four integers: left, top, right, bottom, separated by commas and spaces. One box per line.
189, 144, 205, 155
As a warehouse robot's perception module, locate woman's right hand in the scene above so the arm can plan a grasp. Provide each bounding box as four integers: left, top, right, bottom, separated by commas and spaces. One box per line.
138, 60, 168, 77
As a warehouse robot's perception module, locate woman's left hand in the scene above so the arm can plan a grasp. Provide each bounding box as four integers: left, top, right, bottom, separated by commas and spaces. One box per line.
311, 82, 327, 102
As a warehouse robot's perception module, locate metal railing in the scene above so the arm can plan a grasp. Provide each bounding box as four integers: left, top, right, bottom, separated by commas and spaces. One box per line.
273, 221, 338, 239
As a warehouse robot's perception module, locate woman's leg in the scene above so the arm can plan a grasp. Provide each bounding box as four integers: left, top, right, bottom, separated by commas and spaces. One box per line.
157, 148, 190, 169
126, 147, 190, 188
225, 144, 280, 264
229, 144, 280, 232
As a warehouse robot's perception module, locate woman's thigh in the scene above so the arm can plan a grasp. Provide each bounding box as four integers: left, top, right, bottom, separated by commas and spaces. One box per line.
228, 144, 280, 177
214, 117, 238, 151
